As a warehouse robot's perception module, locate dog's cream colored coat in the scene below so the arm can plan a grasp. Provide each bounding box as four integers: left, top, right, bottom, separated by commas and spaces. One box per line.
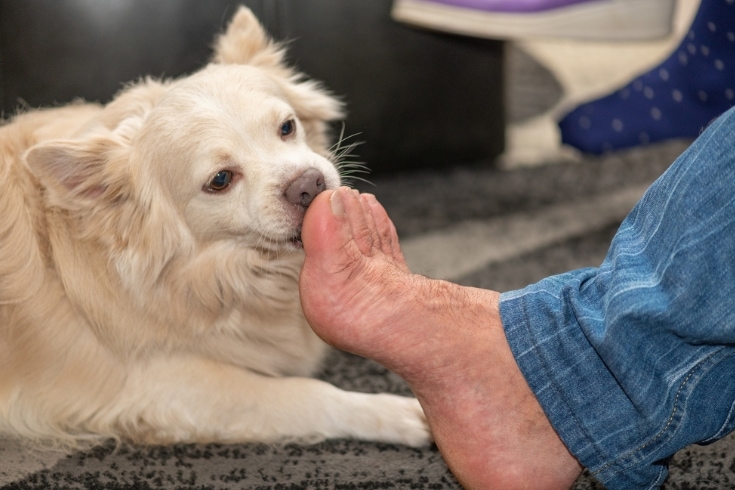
0, 7, 430, 447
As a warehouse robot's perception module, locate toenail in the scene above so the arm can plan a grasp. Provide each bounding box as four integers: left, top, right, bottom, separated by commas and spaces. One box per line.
330, 189, 345, 216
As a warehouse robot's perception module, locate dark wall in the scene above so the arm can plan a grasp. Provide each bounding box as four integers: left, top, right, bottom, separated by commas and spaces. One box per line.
0, 0, 504, 173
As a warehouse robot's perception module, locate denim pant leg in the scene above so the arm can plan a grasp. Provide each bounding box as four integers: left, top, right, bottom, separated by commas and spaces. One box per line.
500, 105, 735, 489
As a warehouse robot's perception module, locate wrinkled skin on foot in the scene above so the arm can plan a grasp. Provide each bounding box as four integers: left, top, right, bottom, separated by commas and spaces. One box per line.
300, 188, 582, 489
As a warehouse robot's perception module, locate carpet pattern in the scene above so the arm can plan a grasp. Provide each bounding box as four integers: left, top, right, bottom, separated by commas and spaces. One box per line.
5, 347, 735, 489
3, 351, 461, 490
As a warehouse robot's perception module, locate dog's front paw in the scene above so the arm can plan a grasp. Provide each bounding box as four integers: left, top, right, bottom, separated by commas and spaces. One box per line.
393, 395, 433, 447
367, 394, 432, 447
289, 383, 433, 447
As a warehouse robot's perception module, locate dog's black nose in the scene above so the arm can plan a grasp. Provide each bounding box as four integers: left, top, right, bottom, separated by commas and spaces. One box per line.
285, 168, 327, 208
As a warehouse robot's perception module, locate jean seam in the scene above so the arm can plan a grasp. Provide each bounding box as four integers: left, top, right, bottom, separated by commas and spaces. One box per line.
645, 465, 669, 490
591, 348, 722, 479
705, 402, 735, 443
700, 352, 735, 444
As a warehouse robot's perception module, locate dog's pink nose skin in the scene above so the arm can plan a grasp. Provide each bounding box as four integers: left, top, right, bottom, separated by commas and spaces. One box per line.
285, 168, 326, 208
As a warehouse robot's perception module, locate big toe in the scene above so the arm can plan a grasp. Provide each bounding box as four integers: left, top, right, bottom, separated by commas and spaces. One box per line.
300, 187, 359, 345
301, 188, 347, 262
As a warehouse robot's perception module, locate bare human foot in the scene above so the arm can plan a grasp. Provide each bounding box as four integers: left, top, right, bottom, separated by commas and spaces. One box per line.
299, 187, 583, 490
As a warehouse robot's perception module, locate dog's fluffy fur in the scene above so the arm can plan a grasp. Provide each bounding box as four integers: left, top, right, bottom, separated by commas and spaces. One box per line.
0, 7, 430, 448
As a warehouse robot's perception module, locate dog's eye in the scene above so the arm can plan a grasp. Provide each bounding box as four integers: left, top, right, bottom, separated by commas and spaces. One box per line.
280, 119, 295, 138
207, 170, 233, 192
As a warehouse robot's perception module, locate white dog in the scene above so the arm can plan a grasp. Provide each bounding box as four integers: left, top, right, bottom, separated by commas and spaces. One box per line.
0, 6, 430, 448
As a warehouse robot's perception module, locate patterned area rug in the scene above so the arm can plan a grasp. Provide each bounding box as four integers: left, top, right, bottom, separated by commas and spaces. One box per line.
4, 349, 735, 489
2, 351, 459, 490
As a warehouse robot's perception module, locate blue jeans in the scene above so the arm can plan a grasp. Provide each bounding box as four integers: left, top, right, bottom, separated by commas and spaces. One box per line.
500, 105, 735, 489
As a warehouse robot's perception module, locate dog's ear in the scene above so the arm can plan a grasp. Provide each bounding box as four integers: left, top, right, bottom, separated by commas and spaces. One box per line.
212, 6, 344, 120
26, 128, 186, 291
212, 6, 286, 69
25, 79, 165, 209
281, 79, 344, 123
25, 136, 126, 209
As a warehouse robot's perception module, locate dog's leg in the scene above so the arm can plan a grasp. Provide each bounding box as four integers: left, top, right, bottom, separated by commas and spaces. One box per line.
114, 356, 431, 447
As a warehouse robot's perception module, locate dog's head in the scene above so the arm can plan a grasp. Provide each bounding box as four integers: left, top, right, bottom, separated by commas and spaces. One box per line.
128, 61, 344, 252
25, 7, 344, 294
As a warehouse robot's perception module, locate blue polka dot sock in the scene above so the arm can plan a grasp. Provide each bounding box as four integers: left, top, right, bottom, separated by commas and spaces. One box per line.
558, 0, 735, 154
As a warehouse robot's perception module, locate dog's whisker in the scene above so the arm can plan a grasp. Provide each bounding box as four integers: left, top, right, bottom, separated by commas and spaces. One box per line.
330, 129, 364, 157
339, 173, 374, 188
340, 175, 375, 187
331, 131, 372, 188
328, 123, 360, 152
339, 169, 371, 178
335, 159, 364, 170
334, 143, 362, 158
336, 162, 372, 188
334, 144, 364, 161
337, 163, 371, 172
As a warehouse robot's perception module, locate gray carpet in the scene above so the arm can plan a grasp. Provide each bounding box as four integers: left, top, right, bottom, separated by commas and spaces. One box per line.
4, 44, 734, 490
